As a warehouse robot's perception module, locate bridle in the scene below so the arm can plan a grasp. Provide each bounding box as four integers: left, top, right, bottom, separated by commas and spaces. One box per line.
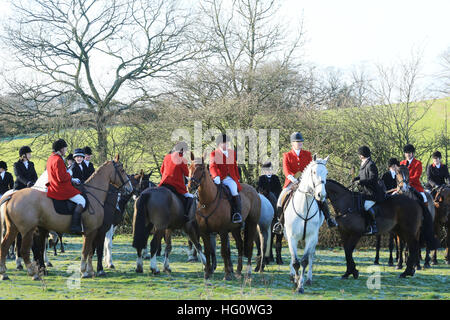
295, 162, 327, 197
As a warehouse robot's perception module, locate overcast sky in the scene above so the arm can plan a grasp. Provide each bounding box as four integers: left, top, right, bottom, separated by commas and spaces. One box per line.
1, 0, 449, 81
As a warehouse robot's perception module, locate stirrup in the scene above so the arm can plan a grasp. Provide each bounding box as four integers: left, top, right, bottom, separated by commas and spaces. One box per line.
273, 222, 283, 235
232, 213, 242, 224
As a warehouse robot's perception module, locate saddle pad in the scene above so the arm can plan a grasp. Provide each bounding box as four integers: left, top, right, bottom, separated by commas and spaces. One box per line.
281, 184, 299, 212
52, 199, 77, 215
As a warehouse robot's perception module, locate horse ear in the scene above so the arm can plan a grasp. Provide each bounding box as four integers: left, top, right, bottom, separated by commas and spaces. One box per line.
114, 154, 120, 162
140, 169, 144, 176
324, 155, 330, 163
190, 152, 195, 161
313, 153, 317, 161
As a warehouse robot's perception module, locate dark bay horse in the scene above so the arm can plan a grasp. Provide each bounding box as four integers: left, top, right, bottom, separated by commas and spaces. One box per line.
187, 155, 261, 280
325, 179, 434, 278
431, 186, 450, 264
0, 156, 133, 280
132, 185, 206, 274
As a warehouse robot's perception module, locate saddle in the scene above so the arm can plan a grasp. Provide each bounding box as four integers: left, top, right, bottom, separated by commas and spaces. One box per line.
52, 193, 89, 215
280, 184, 299, 212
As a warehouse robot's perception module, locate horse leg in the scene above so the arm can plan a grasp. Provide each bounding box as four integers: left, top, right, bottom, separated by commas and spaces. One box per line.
163, 230, 172, 273
32, 228, 49, 277
183, 223, 206, 266
59, 233, 65, 253
341, 233, 360, 279
219, 232, 232, 281
305, 235, 319, 287
388, 234, 395, 266
95, 230, 107, 277
201, 233, 213, 279
396, 239, 404, 270
149, 229, 164, 275
243, 221, 258, 277
254, 231, 262, 272
416, 247, 422, 270
20, 230, 39, 280
431, 249, 438, 265
15, 234, 23, 270
103, 226, 115, 269
135, 247, 144, 273
275, 234, 283, 265
187, 240, 198, 262
269, 230, 275, 263
231, 229, 243, 277
374, 235, 381, 265
400, 237, 418, 278
446, 220, 450, 264
0, 223, 19, 280
286, 233, 300, 286
43, 237, 53, 268
81, 231, 97, 278
423, 248, 432, 269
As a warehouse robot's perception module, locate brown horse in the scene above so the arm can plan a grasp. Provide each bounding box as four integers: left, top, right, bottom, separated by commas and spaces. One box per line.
429, 186, 450, 265
395, 165, 439, 269
187, 155, 261, 280
0, 156, 132, 280
325, 179, 433, 278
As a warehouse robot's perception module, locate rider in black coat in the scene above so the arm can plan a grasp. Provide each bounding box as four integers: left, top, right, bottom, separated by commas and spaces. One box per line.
381, 158, 400, 193
426, 151, 449, 192
352, 146, 384, 235
82, 146, 95, 181
0, 161, 14, 196
257, 161, 282, 199
70, 148, 86, 183
13, 146, 38, 190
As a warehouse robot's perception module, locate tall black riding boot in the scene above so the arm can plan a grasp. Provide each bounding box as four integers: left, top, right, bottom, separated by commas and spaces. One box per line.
70, 204, 84, 235
272, 206, 284, 235
365, 206, 378, 235
318, 200, 338, 228
184, 197, 194, 222
231, 195, 243, 224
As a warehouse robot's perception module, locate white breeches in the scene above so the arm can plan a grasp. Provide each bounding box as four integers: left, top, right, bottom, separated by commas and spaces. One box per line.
419, 192, 427, 203
222, 176, 239, 196
183, 192, 194, 198
364, 200, 375, 211
70, 194, 86, 208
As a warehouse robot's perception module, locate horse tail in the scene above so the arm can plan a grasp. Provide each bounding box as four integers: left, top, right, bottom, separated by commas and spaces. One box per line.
132, 192, 152, 250
419, 201, 439, 250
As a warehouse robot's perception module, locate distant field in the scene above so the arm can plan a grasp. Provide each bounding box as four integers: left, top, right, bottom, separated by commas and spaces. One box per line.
0, 234, 448, 300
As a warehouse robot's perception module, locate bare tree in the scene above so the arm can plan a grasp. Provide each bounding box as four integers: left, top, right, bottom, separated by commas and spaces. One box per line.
2, 0, 202, 161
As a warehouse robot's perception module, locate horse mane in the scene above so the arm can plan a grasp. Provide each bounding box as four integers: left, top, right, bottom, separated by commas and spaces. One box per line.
84, 160, 112, 184
300, 159, 328, 182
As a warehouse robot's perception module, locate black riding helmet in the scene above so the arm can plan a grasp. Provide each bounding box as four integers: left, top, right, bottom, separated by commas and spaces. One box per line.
19, 146, 32, 157
403, 144, 415, 154
52, 139, 68, 152
388, 158, 400, 167
290, 132, 304, 142
358, 146, 371, 158
84, 146, 93, 155
216, 134, 231, 146
432, 151, 442, 159
0, 161, 7, 170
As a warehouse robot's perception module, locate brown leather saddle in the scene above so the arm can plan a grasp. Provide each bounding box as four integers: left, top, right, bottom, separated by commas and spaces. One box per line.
280, 183, 299, 212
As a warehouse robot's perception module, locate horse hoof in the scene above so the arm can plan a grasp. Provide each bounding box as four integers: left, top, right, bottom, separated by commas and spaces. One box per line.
46, 262, 53, 268
135, 267, 143, 274
151, 268, 160, 275
16, 265, 23, 271
1, 275, 10, 281
395, 265, 403, 270
108, 264, 115, 270
187, 257, 199, 263
416, 265, 422, 271
388, 261, 394, 267
296, 287, 304, 294
399, 272, 406, 278
341, 273, 350, 279
446, 260, 450, 265
97, 271, 106, 277
373, 261, 380, 265
305, 279, 312, 286
163, 267, 172, 274
224, 274, 232, 281
423, 263, 431, 269
431, 260, 438, 266
81, 272, 93, 279
32, 274, 40, 281
276, 258, 283, 265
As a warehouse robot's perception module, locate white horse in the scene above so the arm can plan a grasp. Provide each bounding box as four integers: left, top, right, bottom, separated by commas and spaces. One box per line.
284, 155, 329, 294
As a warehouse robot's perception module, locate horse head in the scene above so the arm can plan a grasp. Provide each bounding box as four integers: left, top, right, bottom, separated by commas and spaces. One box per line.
188, 152, 207, 194
302, 154, 329, 202
395, 165, 410, 193
111, 155, 133, 195
434, 187, 450, 224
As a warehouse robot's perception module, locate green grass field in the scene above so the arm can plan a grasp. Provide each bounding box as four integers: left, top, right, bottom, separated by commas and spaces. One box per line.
0, 234, 448, 300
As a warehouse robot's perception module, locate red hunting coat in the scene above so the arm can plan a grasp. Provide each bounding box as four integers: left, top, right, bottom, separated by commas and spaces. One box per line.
282, 149, 313, 188
209, 148, 242, 192
400, 158, 424, 192
158, 152, 189, 195
46, 152, 80, 200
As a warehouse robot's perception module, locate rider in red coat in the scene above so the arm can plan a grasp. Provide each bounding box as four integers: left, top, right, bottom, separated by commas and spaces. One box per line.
273, 132, 337, 235
158, 141, 194, 219
400, 144, 426, 198
46, 139, 85, 234
209, 134, 242, 223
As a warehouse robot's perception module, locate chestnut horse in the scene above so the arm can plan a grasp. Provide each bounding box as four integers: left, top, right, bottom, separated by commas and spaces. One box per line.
0, 156, 132, 280
187, 155, 261, 280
